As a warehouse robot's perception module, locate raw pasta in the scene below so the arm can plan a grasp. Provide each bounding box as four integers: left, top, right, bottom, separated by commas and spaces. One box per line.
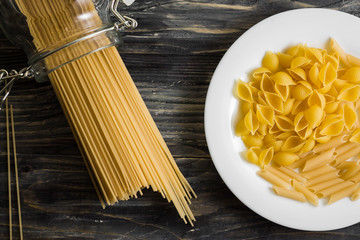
236, 39, 360, 206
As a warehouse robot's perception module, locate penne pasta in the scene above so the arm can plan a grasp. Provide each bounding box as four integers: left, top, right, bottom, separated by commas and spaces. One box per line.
328, 183, 358, 205
340, 164, 360, 180
292, 180, 319, 206
257, 169, 291, 188
278, 166, 307, 183
308, 178, 344, 193
302, 148, 335, 172
273, 185, 307, 202
288, 153, 315, 169
333, 145, 360, 167
317, 181, 353, 198
348, 171, 360, 183
264, 165, 292, 183
301, 165, 338, 179
351, 185, 360, 201
313, 134, 349, 153
304, 170, 339, 187
334, 142, 359, 156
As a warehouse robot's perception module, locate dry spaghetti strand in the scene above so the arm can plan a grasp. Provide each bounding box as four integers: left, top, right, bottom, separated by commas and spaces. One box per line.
15, 0, 196, 225
10, 105, 23, 240
6, 89, 12, 239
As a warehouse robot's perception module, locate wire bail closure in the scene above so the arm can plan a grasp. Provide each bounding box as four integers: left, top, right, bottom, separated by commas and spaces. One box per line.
0, 0, 137, 108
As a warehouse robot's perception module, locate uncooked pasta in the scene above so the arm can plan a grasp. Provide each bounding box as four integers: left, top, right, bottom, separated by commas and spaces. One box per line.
15, 0, 195, 225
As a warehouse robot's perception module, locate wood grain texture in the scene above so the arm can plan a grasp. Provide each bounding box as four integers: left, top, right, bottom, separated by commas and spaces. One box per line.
0, 0, 360, 239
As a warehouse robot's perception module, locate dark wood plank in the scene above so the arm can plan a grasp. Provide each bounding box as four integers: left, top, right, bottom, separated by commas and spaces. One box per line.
0, 0, 360, 239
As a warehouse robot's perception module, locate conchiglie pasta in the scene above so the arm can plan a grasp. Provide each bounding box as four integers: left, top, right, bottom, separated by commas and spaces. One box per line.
270, 71, 296, 86
244, 109, 259, 135
281, 136, 305, 153
288, 68, 307, 81
305, 105, 323, 128
259, 146, 274, 168
341, 104, 357, 130
264, 92, 284, 113
319, 62, 337, 86
262, 51, 279, 72
308, 90, 326, 109
338, 84, 360, 102
273, 152, 299, 166
309, 63, 321, 88
242, 135, 263, 148
306, 47, 323, 64
277, 52, 293, 68
256, 104, 275, 126
292, 81, 312, 100
245, 147, 262, 165
237, 80, 253, 102
252, 67, 271, 80
291, 56, 311, 69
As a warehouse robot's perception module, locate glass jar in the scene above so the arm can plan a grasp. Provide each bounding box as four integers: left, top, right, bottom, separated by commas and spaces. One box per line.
0, 0, 135, 82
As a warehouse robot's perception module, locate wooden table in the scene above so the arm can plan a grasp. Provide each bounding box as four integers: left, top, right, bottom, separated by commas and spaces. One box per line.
0, 0, 359, 239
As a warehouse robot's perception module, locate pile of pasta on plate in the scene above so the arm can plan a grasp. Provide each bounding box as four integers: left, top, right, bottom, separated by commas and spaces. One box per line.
235, 38, 360, 206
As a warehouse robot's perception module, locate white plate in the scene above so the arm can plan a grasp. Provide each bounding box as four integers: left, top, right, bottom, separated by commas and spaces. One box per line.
204, 8, 360, 231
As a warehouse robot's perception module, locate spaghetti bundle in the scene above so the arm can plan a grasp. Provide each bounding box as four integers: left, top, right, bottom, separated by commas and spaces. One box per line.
15, 0, 195, 225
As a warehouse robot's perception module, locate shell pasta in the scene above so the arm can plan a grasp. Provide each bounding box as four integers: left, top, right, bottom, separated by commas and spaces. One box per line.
236, 39, 360, 205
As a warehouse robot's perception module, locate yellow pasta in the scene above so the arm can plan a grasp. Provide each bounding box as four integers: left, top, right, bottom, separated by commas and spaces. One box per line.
242, 135, 263, 148
258, 147, 274, 168
351, 185, 360, 201
278, 166, 307, 183
302, 148, 335, 171
281, 136, 305, 152
308, 90, 326, 110
317, 181, 354, 198
309, 63, 321, 88
245, 147, 262, 165
330, 38, 350, 67
274, 115, 293, 131
291, 56, 312, 69
282, 98, 295, 115
273, 152, 299, 166
262, 51, 279, 72
306, 48, 323, 64
277, 52, 294, 68
256, 105, 275, 126
272, 186, 307, 202
292, 180, 319, 206
257, 169, 291, 188
264, 92, 284, 112
252, 67, 271, 80
305, 105, 323, 128
327, 183, 358, 205
237, 80, 254, 102
342, 66, 360, 83
244, 109, 260, 135
301, 165, 338, 179
338, 84, 360, 102
235, 39, 360, 206
270, 71, 295, 85
260, 74, 276, 93
288, 68, 307, 81
264, 165, 291, 183
304, 170, 339, 187
350, 128, 360, 143
292, 81, 313, 100
313, 134, 349, 153
319, 62, 337, 86
308, 178, 344, 193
